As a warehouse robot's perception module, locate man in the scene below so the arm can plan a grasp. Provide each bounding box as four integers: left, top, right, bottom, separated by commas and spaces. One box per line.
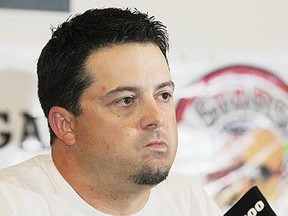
0, 8, 222, 215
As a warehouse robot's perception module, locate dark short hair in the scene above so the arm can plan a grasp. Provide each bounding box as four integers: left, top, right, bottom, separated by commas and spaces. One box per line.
37, 8, 169, 144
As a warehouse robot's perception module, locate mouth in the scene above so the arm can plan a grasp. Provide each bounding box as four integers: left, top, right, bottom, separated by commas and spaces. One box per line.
145, 140, 168, 152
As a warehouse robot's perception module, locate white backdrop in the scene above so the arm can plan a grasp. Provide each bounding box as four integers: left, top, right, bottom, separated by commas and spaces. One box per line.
1, 0, 288, 214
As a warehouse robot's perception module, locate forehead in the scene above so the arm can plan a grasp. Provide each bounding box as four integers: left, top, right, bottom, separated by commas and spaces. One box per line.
84, 43, 171, 91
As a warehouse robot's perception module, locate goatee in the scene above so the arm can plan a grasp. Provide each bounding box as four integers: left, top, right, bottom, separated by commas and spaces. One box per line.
130, 168, 169, 185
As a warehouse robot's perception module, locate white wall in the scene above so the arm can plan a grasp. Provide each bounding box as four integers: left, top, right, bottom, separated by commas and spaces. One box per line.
1, 0, 288, 72
1, 1, 288, 213
1, 0, 287, 94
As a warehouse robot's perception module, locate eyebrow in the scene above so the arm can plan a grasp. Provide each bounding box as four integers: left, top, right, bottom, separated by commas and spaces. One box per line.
105, 81, 175, 97
157, 81, 175, 90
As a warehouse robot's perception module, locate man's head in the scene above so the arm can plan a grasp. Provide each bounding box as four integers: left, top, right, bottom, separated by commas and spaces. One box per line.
37, 8, 169, 143
37, 8, 177, 187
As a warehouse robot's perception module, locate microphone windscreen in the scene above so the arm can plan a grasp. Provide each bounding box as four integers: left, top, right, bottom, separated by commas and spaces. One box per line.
224, 186, 277, 216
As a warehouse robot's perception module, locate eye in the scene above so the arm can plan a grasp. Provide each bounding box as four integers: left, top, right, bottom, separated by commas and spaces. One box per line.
160, 92, 172, 101
115, 96, 134, 107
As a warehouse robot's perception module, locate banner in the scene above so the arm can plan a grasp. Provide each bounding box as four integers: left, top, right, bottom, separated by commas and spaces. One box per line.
174, 65, 288, 214
0, 70, 49, 168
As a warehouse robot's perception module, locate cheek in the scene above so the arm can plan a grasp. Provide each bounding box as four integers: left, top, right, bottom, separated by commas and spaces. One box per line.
166, 112, 178, 133
111, 126, 138, 146
165, 118, 178, 148
169, 124, 178, 145
172, 123, 178, 139
98, 124, 139, 154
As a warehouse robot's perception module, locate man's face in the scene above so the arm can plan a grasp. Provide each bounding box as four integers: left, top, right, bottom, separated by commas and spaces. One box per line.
72, 43, 178, 186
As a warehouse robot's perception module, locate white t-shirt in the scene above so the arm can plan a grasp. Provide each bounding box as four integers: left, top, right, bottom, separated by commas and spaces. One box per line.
0, 154, 223, 216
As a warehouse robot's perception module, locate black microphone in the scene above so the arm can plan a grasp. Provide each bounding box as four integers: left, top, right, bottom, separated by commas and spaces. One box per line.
224, 186, 277, 216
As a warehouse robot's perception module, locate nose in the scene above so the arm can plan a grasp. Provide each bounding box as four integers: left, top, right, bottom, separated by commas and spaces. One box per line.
140, 100, 164, 130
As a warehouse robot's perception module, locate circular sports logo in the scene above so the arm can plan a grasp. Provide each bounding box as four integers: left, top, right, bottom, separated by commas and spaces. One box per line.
174, 65, 288, 212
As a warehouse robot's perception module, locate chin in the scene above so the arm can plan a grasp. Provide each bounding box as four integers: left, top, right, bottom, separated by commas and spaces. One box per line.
130, 166, 170, 186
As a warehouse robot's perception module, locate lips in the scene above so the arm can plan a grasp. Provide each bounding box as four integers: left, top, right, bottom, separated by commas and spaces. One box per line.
145, 140, 168, 151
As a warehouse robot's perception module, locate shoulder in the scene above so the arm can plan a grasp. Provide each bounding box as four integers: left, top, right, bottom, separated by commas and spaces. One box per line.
0, 155, 52, 214
157, 172, 202, 192
0, 154, 52, 187
150, 172, 223, 215
163, 172, 213, 202
155, 172, 206, 197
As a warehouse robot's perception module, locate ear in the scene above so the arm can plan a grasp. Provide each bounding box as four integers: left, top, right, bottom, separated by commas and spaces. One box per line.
48, 106, 75, 146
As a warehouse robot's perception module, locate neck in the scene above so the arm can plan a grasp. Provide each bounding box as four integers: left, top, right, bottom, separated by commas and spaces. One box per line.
51, 143, 152, 215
